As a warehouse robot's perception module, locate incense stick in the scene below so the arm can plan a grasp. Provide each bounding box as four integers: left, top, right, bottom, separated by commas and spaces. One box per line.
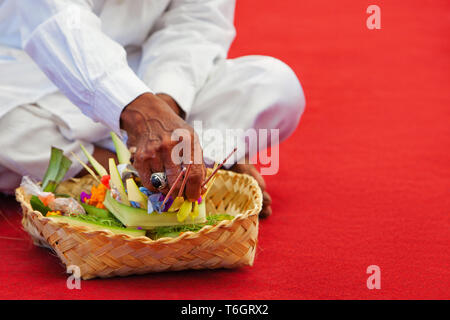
201, 147, 237, 188
161, 167, 187, 208
177, 162, 193, 198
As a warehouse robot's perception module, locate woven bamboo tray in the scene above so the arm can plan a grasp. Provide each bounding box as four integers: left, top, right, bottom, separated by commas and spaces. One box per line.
15, 170, 262, 280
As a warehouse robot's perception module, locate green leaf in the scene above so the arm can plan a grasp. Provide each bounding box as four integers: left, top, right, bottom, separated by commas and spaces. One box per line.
109, 158, 130, 206
110, 131, 131, 164
42, 147, 63, 190
54, 155, 72, 183
80, 144, 108, 177
151, 214, 234, 239
43, 180, 58, 193
71, 211, 124, 228
49, 215, 145, 237
54, 193, 71, 198
42, 147, 72, 192
81, 202, 115, 220
103, 190, 206, 228
30, 195, 51, 216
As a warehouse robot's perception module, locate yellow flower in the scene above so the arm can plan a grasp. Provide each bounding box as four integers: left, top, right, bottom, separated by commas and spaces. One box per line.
177, 201, 192, 223
46, 211, 62, 216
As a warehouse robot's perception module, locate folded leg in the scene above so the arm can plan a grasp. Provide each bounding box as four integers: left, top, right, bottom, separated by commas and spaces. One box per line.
187, 55, 305, 166
0, 104, 94, 193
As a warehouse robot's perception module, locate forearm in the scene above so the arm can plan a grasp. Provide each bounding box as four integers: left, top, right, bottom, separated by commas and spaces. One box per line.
137, 0, 236, 117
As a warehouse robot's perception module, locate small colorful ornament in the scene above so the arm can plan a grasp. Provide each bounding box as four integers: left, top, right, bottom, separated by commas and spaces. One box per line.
80, 191, 91, 203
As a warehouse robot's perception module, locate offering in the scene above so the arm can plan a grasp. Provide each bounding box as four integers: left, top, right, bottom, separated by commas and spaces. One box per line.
16, 133, 262, 279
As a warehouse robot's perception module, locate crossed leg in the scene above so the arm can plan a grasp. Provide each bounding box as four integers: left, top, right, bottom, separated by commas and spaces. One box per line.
0, 56, 305, 217
187, 55, 306, 216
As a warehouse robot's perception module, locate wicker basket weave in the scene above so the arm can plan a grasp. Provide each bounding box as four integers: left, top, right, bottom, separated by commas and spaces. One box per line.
15, 170, 262, 280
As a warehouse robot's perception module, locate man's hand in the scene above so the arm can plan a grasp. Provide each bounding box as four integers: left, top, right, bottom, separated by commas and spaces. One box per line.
156, 93, 186, 119
120, 93, 206, 201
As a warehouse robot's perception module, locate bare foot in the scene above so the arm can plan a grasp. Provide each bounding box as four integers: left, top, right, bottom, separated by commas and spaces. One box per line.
229, 162, 272, 218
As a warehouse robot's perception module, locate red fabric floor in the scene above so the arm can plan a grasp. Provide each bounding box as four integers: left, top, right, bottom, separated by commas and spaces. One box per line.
0, 0, 449, 299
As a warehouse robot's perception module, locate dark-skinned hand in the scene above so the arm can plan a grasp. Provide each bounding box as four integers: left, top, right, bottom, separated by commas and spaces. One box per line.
120, 93, 206, 201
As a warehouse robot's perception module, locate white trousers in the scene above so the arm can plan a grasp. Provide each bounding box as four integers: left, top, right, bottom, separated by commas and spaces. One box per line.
0, 56, 305, 193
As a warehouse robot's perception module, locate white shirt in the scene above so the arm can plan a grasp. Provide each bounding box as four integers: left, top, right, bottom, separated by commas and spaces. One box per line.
0, 0, 236, 133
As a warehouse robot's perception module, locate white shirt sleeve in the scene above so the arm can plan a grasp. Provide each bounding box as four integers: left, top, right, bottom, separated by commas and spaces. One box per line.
18, 0, 151, 134
137, 0, 236, 116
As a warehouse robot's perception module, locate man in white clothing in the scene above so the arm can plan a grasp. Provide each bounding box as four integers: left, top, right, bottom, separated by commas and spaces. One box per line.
0, 0, 305, 217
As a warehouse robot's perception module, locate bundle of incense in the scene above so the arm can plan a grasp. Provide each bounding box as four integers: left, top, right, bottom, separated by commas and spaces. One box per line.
202, 147, 238, 188
161, 166, 188, 208
162, 148, 238, 208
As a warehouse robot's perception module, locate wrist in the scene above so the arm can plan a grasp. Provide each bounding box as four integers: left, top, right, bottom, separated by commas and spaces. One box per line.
156, 93, 185, 119
120, 92, 154, 134
119, 92, 184, 137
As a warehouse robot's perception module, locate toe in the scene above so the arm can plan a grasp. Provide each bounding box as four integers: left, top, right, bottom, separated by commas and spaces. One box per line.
263, 190, 272, 206
228, 163, 272, 217
259, 190, 272, 218
260, 204, 272, 218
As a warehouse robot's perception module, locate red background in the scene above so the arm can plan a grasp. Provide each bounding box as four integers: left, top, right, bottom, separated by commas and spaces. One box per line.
0, 0, 449, 299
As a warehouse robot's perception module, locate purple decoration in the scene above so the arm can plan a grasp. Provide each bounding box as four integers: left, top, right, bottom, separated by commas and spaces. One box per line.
149, 193, 164, 214
197, 197, 202, 204
137, 226, 142, 230
146, 192, 175, 213
80, 191, 91, 203
147, 198, 154, 214
163, 196, 174, 212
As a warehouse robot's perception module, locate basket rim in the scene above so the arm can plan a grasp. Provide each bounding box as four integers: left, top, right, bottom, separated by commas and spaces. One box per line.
16, 169, 263, 245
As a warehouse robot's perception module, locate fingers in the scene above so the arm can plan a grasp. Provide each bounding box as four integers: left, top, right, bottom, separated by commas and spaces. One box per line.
133, 137, 191, 197
184, 163, 206, 201
161, 139, 183, 196
130, 120, 205, 200
184, 133, 206, 201
133, 140, 163, 193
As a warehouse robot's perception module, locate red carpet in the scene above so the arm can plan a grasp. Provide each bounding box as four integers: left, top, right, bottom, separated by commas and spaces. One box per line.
0, 0, 449, 299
